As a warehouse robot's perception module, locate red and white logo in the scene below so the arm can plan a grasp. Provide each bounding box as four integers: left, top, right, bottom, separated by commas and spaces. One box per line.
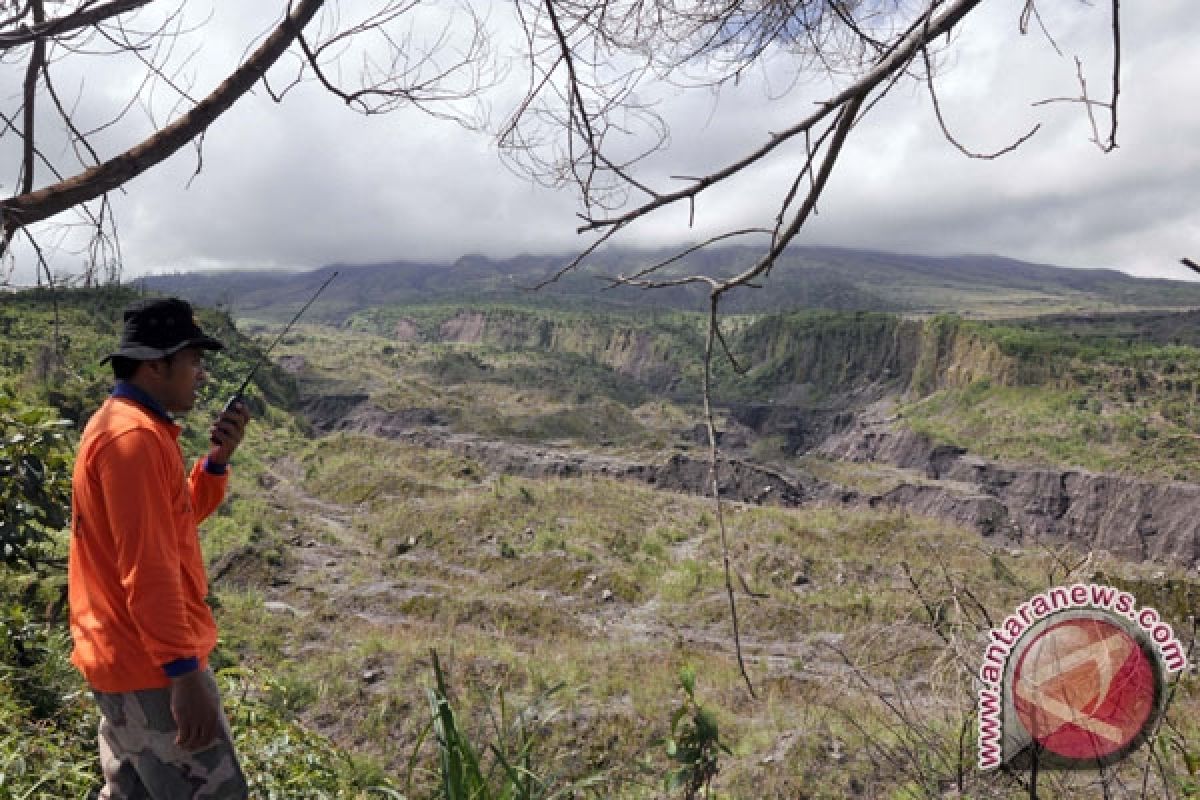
1012, 616, 1157, 761
977, 583, 1185, 771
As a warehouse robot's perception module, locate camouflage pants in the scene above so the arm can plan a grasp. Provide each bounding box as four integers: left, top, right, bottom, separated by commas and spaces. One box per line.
92, 670, 249, 800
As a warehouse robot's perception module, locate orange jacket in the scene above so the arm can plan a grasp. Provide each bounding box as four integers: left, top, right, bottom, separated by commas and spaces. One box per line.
68, 392, 227, 693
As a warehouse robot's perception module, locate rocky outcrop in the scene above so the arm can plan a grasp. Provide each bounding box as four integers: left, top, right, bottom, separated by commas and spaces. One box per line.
303, 399, 832, 507
868, 485, 1015, 538
821, 415, 1200, 565
439, 311, 487, 343
729, 404, 856, 456
306, 400, 447, 435
386, 428, 829, 508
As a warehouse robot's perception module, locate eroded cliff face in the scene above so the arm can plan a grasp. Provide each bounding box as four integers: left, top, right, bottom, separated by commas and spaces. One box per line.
722, 314, 1200, 566
735, 312, 921, 394
396, 309, 1034, 403
732, 312, 1029, 400
908, 316, 1023, 394
308, 308, 1200, 566
422, 309, 692, 392
820, 413, 1200, 565
303, 390, 1200, 566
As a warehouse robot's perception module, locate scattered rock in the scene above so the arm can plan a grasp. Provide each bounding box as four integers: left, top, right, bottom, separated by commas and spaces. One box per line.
300, 394, 370, 431
386, 535, 419, 556
264, 601, 304, 616
276, 354, 308, 373
601, 588, 614, 602
300, 419, 822, 509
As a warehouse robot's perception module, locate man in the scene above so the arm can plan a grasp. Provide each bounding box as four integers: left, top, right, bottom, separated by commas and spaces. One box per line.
69, 297, 252, 799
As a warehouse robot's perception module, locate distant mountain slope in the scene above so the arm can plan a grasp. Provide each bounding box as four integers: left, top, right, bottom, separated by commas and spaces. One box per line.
139, 245, 1200, 320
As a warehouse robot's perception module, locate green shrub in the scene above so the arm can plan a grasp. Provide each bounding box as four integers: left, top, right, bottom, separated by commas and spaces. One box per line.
0, 396, 73, 570
662, 665, 730, 800
412, 650, 605, 800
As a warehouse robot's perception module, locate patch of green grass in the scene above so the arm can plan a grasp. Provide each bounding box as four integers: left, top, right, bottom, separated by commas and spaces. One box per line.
213, 444, 1200, 797
900, 382, 1200, 479
301, 434, 485, 507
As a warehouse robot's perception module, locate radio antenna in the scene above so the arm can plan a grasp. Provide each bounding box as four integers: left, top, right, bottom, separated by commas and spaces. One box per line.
221, 270, 339, 412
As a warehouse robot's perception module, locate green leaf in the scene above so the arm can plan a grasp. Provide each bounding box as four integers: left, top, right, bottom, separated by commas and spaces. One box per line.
669, 705, 688, 736
695, 708, 719, 740
678, 664, 696, 697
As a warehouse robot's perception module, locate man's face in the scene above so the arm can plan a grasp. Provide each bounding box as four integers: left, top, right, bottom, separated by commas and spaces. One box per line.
154, 347, 208, 413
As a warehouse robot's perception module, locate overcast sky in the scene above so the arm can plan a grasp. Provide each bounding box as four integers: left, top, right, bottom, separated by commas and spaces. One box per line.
6, 1, 1199, 284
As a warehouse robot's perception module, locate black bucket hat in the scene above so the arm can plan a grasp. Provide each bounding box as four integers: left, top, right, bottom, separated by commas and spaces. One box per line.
101, 297, 224, 363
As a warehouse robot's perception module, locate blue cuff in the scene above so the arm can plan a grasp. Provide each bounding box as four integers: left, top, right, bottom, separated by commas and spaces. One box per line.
163, 657, 200, 678
204, 457, 228, 476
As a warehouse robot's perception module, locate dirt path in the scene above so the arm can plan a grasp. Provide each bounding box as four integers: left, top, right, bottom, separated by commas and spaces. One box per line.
233, 451, 869, 694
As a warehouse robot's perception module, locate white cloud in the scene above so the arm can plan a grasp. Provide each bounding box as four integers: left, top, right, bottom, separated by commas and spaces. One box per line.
5, 1, 1198, 284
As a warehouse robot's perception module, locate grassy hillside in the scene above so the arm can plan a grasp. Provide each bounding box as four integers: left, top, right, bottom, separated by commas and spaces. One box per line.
0, 290, 388, 797
897, 315, 1200, 480
217, 430, 1200, 798
5, 289, 1200, 797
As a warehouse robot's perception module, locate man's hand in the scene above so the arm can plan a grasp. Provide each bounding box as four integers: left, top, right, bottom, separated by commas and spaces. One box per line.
208, 401, 250, 465
170, 670, 221, 751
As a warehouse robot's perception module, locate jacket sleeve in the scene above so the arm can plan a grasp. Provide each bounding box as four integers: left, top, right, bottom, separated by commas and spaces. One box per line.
95, 428, 197, 666
189, 458, 228, 523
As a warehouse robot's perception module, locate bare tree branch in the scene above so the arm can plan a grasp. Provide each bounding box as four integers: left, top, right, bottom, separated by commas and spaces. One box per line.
703, 292, 755, 699
0, 0, 151, 50
921, 43, 1041, 160
610, 228, 772, 287
0, 0, 328, 255
570, 0, 984, 239
543, 0, 601, 204
1106, 0, 1121, 151
19, 0, 46, 196
288, 1, 491, 121
2, 0, 494, 277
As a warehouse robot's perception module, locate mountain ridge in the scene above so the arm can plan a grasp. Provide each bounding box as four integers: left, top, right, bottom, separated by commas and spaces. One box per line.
138, 244, 1200, 319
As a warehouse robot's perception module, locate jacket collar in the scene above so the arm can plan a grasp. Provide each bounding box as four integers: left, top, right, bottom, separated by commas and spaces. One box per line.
112, 381, 174, 425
